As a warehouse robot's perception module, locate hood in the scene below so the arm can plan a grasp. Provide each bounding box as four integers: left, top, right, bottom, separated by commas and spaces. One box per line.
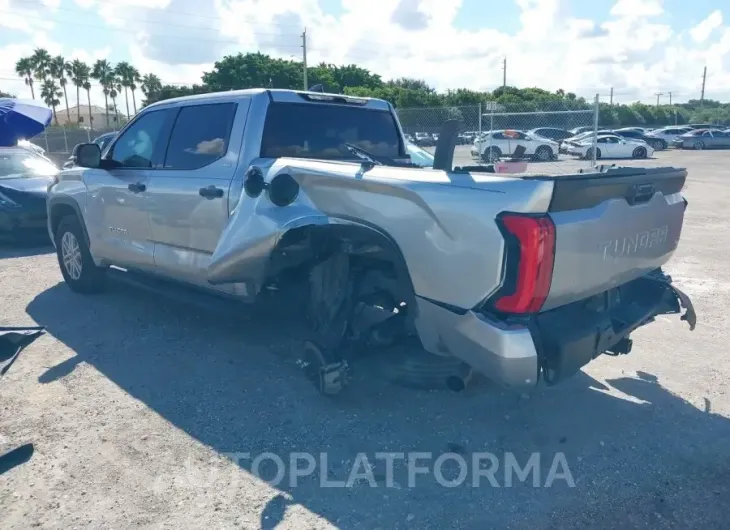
0, 175, 55, 195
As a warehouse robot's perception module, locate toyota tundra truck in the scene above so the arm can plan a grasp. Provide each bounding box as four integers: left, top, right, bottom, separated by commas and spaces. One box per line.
47, 88, 696, 395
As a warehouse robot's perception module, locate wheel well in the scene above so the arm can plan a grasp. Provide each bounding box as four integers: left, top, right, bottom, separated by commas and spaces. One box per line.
50, 202, 87, 244
266, 223, 418, 313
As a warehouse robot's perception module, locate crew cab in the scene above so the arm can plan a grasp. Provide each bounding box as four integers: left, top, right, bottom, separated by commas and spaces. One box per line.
47, 88, 696, 395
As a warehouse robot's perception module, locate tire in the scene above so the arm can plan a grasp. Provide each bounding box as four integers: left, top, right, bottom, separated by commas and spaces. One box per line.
586, 147, 601, 160
632, 146, 648, 159
55, 215, 105, 294
693, 140, 705, 150
652, 139, 667, 151
535, 145, 553, 161
481, 146, 502, 163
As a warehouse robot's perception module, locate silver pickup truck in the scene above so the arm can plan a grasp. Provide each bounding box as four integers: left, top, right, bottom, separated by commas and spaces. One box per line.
47, 89, 696, 395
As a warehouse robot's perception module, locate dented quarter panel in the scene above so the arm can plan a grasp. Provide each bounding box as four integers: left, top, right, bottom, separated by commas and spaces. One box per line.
207, 158, 554, 310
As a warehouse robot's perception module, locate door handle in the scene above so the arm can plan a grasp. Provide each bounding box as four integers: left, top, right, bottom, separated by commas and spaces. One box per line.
128, 182, 146, 193
199, 185, 224, 199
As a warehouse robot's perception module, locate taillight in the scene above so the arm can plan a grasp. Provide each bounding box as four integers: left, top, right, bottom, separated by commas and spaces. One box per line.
490, 213, 556, 314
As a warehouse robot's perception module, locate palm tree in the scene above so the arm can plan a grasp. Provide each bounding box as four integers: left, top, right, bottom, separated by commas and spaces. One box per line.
30, 48, 51, 85
14, 57, 35, 99
83, 79, 93, 129
109, 75, 121, 125
129, 66, 141, 115
40, 79, 62, 126
91, 59, 114, 127
141, 73, 162, 101
69, 60, 90, 124
115, 62, 134, 119
50, 55, 71, 123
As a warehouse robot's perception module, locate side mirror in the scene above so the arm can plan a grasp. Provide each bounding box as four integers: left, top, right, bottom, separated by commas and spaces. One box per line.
73, 143, 101, 168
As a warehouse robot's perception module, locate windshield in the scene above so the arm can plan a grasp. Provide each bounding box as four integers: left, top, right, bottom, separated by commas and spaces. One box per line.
260, 102, 404, 160
406, 142, 434, 167
0, 151, 58, 178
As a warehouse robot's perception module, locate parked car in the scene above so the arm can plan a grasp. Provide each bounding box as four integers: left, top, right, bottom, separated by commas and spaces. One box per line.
414, 132, 435, 146
565, 133, 654, 159
646, 126, 692, 146
48, 88, 696, 396
688, 123, 716, 130
405, 141, 434, 167
471, 129, 559, 162
673, 129, 730, 150
528, 127, 573, 144
612, 129, 668, 150
0, 146, 58, 242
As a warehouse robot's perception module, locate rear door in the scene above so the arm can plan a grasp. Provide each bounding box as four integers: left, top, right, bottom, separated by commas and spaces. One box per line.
145, 100, 250, 291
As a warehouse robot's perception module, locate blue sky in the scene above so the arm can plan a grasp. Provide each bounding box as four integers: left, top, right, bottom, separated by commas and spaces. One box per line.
1, 0, 730, 105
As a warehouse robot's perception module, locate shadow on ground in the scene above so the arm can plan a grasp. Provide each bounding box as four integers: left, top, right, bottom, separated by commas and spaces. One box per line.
25, 281, 730, 529
0, 242, 53, 260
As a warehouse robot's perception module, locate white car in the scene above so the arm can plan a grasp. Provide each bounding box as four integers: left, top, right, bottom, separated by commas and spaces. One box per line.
565, 134, 654, 159
471, 129, 559, 162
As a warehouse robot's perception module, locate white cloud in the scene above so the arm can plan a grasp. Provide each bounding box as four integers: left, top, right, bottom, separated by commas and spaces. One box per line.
610, 0, 664, 19
691, 10, 723, 43
2, 0, 730, 105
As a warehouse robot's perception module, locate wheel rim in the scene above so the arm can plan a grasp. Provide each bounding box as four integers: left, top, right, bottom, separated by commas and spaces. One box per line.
537, 147, 551, 161
695, 141, 704, 150
61, 231, 83, 280
635, 148, 646, 158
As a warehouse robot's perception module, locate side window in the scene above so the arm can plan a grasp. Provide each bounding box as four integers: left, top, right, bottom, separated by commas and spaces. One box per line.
609, 137, 621, 143
702, 131, 713, 137
108, 110, 169, 168
597, 137, 607, 144
513, 132, 528, 140
492, 132, 506, 140
163, 103, 236, 170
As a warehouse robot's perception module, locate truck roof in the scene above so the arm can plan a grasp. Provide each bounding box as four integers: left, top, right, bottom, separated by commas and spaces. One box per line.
145, 88, 391, 112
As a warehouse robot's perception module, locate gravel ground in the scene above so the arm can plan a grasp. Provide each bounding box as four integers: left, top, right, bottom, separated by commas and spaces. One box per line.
1, 149, 729, 529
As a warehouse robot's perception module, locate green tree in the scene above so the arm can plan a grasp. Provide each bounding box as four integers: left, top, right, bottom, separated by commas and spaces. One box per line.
30, 48, 51, 86
92, 59, 114, 127
70, 60, 91, 125
14, 57, 35, 99
40, 79, 62, 126
50, 55, 71, 123
141, 73, 163, 102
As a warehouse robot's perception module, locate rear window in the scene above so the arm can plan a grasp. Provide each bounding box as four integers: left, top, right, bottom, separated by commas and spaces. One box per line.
260, 102, 403, 160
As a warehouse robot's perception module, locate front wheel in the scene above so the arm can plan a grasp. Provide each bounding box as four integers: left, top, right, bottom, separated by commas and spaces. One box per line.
632, 146, 648, 159
55, 215, 105, 293
693, 140, 705, 150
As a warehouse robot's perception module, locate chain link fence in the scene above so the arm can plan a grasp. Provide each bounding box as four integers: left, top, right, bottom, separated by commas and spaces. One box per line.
397, 97, 600, 175
31, 125, 121, 167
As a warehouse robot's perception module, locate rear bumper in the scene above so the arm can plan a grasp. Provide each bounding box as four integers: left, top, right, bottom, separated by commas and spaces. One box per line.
413, 271, 696, 389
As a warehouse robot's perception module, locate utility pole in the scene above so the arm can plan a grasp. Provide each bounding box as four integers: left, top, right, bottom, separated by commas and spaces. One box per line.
609, 87, 613, 105
502, 57, 506, 88
700, 66, 707, 107
654, 92, 663, 106
668, 91, 672, 105
302, 28, 308, 91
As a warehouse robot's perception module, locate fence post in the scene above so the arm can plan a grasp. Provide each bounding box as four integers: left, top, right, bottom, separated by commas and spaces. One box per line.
63, 126, 69, 153
591, 94, 599, 168
43, 131, 49, 153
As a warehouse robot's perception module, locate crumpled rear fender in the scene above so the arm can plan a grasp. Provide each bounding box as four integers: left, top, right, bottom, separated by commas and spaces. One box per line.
206, 161, 426, 293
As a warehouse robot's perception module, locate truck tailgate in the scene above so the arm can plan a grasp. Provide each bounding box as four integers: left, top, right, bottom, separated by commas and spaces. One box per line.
541, 166, 687, 311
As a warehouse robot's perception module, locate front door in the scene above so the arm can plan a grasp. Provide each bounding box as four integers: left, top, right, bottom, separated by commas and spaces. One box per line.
85, 108, 174, 269
145, 99, 249, 292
